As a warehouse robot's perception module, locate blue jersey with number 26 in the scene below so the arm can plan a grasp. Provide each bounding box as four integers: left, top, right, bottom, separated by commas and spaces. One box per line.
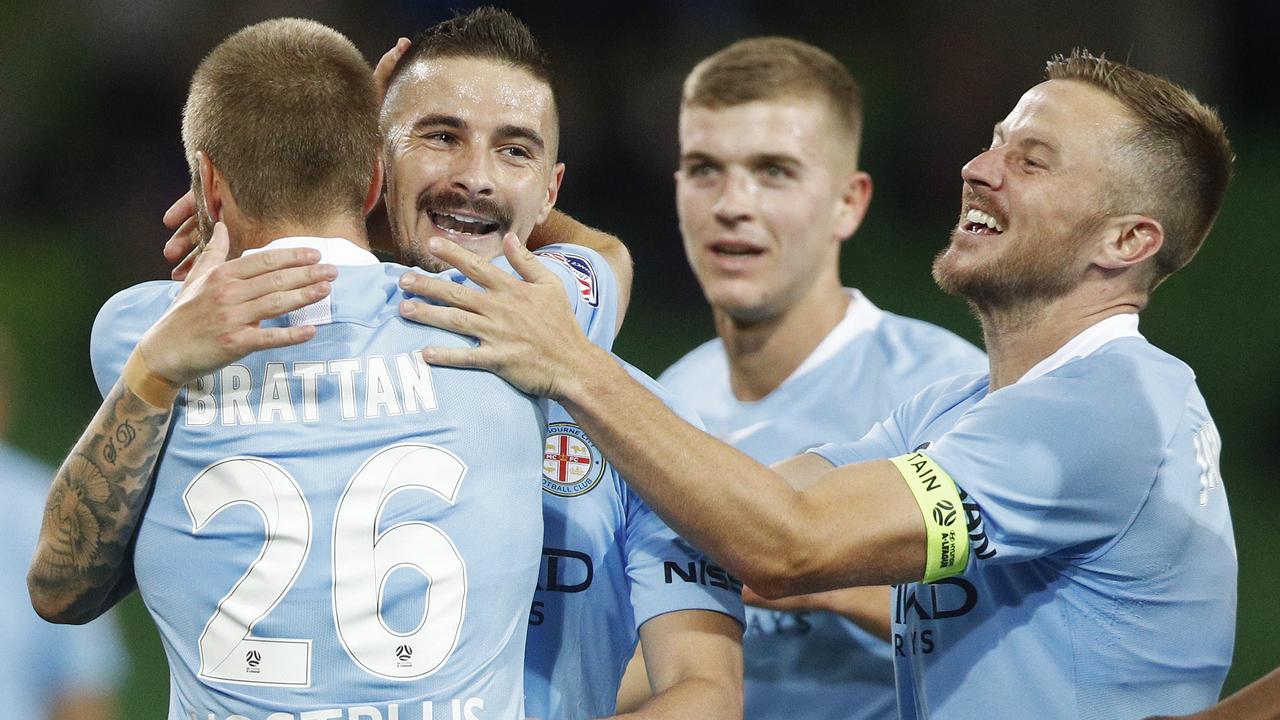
89, 237, 616, 720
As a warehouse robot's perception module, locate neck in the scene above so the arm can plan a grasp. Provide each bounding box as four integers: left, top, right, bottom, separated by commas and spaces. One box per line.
231, 214, 371, 256
977, 284, 1145, 391
716, 275, 849, 402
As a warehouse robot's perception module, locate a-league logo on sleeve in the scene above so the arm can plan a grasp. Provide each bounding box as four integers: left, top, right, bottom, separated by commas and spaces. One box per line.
538, 251, 599, 307
542, 423, 606, 496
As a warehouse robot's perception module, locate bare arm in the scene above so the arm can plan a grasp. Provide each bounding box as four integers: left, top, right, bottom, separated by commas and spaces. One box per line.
528, 209, 633, 330
27, 379, 172, 623
397, 237, 927, 598
29, 225, 333, 622
606, 610, 743, 720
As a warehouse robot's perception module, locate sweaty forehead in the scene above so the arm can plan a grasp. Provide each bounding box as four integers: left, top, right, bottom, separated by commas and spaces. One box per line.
385, 56, 555, 130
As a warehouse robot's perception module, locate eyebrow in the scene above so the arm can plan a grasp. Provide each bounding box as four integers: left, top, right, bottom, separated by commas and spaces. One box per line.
992, 123, 1060, 156
678, 151, 802, 166
495, 124, 545, 153
412, 113, 466, 135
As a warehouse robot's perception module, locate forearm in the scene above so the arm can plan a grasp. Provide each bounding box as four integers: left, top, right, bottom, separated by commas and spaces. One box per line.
608, 677, 740, 720
558, 346, 817, 595
28, 377, 173, 623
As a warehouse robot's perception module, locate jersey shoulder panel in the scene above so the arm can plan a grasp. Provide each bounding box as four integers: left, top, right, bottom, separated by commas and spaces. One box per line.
90, 280, 180, 397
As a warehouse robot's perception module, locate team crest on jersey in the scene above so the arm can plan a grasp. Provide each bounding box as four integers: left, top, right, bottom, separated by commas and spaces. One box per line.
542, 422, 606, 496
539, 251, 599, 307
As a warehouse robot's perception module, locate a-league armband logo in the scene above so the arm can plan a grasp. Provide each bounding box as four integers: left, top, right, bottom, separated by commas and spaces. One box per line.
539, 251, 599, 307
543, 423, 607, 496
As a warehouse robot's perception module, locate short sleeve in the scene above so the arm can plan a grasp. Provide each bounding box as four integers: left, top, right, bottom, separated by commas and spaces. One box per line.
925, 367, 1169, 564
620, 365, 745, 629
809, 415, 908, 469
531, 244, 618, 352
89, 281, 178, 398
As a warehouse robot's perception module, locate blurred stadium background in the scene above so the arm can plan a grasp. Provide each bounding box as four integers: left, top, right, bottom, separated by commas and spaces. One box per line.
2, 0, 1276, 714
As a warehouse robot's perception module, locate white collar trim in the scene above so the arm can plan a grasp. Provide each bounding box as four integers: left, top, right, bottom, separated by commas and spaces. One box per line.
787, 289, 885, 383
245, 236, 379, 266
1016, 313, 1143, 385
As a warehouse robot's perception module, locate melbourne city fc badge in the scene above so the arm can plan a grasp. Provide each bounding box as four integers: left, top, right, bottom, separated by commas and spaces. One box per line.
543, 423, 606, 496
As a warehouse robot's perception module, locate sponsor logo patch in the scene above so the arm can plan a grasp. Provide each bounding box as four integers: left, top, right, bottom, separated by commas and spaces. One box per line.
539, 251, 599, 307
542, 423, 606, 496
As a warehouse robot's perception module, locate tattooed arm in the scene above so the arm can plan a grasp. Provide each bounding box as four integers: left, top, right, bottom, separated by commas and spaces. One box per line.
28, 223, 334, 623
27, 382, 173, 622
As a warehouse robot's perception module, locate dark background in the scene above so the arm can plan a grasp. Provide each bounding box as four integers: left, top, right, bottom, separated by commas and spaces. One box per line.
2, 1, 1276, 713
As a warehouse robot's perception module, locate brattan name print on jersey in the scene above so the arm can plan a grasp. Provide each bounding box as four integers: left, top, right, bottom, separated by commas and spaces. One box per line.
181, 353, 437, 426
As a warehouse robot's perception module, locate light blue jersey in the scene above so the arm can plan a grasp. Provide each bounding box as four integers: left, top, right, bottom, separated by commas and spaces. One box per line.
89, 237, 615, 720
524, 361, 745, 720
2, 444, 127, 719
812, 315, 1236, 719
660, 291, 985, 720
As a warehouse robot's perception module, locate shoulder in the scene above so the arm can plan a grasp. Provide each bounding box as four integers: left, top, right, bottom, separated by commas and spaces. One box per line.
93, 281, 178, 332
869, 307, 987, 376
90, 280, 180, 394
657, 337, 726, 391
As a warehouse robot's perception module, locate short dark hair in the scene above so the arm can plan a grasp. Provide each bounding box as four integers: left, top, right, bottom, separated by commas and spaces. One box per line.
182, 18, 379, 226
683, 37, 863, 161
1045, 49, 1233, 288
386, 6, 553, 100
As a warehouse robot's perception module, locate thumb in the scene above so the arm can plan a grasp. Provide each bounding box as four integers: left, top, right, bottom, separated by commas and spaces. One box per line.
182, 222, 229, 290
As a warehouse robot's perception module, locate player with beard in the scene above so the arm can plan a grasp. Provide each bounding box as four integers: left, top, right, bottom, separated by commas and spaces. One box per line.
159, 9, 744, 720
399, 49, 1237, 719
375, 12, 743, 719
29, 18, 620, 719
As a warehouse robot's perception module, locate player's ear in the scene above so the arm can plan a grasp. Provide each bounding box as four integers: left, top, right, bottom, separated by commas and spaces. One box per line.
537, 161, 565, 225
1094, 214, 1163, 270
197, 151, 225, 223
363, 155, 385, 217
833, 171, 873, 243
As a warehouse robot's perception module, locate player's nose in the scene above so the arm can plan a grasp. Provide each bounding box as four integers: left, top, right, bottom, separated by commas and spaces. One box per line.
450, 145, 496, 198
961, 147, 1003, 192
712, 168, 755, 226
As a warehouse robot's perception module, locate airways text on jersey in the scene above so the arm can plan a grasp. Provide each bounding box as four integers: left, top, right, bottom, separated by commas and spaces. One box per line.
181, 354, 438, 426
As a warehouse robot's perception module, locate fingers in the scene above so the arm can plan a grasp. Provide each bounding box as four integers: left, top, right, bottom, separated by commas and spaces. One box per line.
164, 214, 199, 264
234, 264, 338, 304
224, 244, 323, 280
419, 345, 489, 370
183, 222, 230, 288
398, 271, 486, 312
503, 233, 559, 284
398, 298, 484, 336
240, 281, 333, 324
373, 37, 411, 101
236, 324, 318, 354
163, 190, 197, 230
426, 237, 508, 289
171, 245, 198, 282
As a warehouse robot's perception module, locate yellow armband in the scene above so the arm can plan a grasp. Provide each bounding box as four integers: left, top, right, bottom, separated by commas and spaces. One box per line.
889, 452, 969, 583
122, 347, 181, 410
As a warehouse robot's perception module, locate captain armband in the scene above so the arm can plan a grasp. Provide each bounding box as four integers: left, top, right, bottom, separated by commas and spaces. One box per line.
889, 452, 970, 583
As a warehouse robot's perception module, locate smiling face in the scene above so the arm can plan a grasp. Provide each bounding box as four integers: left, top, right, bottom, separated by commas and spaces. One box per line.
933, 79, 1136, 309
382, 56, 562, 271
676, 98, 863, 323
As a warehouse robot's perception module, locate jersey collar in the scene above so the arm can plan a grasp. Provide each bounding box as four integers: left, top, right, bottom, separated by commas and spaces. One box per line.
1016, 313, 1143, 385
244, 236, 379, 266
787, 289, 885, 383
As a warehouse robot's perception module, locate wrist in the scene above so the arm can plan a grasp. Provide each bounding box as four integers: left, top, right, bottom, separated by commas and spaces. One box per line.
123, 345, 182, 409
